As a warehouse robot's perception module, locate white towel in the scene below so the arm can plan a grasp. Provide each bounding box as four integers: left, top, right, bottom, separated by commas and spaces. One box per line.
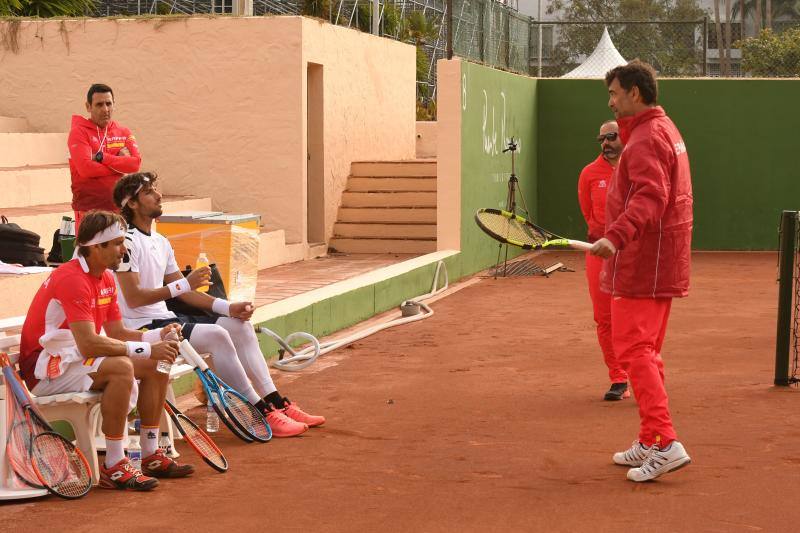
34, 329, 85, 381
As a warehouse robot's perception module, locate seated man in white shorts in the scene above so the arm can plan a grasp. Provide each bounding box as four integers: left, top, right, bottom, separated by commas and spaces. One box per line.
112, 172, 324, 437
19, 211, 194, 491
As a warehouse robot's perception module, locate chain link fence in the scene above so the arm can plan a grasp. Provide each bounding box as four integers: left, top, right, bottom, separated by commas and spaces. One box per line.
88, 0, 800, 115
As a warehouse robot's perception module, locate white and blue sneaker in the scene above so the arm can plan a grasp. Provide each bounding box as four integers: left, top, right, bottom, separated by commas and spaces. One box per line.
626, 441, 691, 482
613, 440, 650, 467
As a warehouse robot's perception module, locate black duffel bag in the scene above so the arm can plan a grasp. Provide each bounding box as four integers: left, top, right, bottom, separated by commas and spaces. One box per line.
0, 216, 47, 267
165, 262, 228, 318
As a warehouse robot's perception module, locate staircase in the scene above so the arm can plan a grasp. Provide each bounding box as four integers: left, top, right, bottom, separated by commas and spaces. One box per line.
0, 116, 212, 319
329, 160, 437, 254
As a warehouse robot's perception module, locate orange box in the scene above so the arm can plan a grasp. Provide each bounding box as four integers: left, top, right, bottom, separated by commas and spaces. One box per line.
157, 212, 260, 303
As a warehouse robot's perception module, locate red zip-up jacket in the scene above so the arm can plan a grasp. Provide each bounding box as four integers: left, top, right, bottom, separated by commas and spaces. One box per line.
68, 115, 141, 212
600, 106, 693, 298
578, 154, 613, 242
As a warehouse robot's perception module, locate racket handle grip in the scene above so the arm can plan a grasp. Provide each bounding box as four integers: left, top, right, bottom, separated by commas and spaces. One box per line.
569, 240, 594, 251
179, 339, 208, 371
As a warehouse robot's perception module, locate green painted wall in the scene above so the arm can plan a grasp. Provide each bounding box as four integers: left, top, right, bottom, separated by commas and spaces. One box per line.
459, 62, 539, 274
537, 78, 800, 250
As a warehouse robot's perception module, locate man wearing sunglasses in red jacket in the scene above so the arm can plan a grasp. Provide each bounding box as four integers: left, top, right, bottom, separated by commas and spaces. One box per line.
69, 83, 141, 232
578, 120, 629, 402
591, 60, 693, 482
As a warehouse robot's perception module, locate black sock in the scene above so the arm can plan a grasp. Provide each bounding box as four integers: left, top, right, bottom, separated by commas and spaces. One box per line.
260, 391, 285, 410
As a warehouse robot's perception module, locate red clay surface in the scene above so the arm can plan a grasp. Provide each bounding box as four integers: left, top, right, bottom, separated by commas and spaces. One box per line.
3, 252, 798, 532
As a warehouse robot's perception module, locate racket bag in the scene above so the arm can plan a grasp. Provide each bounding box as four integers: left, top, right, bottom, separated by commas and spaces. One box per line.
0, 216, 47, 267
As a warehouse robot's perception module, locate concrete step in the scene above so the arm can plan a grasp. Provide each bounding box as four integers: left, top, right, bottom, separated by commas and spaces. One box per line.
347, 176, 436, 192
350, 160, 437, 177
0, 116, 32, 133
1, 195, 212, 244
0, 272, 51, 318
333, 222, 436, 239
0, 133, 67, 167
0, 165, 71, 208
341, 191, 436, 208
329, 237, 436, 254
337, 207, 437, 224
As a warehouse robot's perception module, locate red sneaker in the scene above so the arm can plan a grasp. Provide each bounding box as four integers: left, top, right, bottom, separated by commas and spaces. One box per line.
283, 399, 326, 427
100, 458, 159, 491
264, 407, 308, 437
142, 449, 195, 478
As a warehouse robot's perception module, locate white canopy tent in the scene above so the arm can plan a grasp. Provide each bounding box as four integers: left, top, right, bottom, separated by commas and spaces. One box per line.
561, 27, 627, 79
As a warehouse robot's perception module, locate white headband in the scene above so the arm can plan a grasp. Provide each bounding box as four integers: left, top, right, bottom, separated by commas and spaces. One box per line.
79, 222, 126, 247
120, 176, 151, 208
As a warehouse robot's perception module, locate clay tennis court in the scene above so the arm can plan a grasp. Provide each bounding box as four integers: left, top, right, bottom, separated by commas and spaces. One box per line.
4, 251, 797, 532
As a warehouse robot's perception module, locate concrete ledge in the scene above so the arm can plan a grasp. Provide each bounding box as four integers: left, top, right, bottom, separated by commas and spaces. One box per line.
251, 250, 462, 357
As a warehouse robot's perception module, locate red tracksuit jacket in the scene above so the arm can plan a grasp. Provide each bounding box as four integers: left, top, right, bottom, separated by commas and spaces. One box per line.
578, 154, 613, 242
600, 106, 693, 298
68, 115, 141, 212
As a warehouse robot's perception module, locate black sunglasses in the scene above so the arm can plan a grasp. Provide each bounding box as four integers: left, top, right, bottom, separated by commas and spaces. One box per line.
597, 132, 619, 143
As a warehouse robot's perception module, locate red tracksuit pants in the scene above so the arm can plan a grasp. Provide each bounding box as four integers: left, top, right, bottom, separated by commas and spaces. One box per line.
585, 253, 627, 383
611, 296, 677, 448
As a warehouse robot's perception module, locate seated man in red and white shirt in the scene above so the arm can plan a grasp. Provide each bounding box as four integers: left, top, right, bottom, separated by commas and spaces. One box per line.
19, 211, 193, 491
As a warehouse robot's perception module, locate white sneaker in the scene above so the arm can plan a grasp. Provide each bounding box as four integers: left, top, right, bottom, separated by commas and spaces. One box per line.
626, 441, 691, 482
613, 441, 650, 467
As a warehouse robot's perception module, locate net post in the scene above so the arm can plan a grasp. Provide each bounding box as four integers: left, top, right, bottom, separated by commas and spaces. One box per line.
774, 210, 797, 386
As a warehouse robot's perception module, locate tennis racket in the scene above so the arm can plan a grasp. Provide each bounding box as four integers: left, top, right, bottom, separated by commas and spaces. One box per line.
179, 340, 272, 443
164, 398, 228, 473
475, 208, 593, 251
1, 354, 92, 499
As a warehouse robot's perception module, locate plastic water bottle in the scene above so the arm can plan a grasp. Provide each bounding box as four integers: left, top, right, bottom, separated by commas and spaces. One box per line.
159, 432, 173, 457
206, 400, 219, 433
195, 252, 210, 293
127, 436, 142, 470
156, 329, 179, 374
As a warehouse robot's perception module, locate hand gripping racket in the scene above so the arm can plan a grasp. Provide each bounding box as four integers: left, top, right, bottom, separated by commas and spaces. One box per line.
1, 354, 91, 499
164, 398, 228, 473
475, 208, 592, 251
179, 340, 272, 443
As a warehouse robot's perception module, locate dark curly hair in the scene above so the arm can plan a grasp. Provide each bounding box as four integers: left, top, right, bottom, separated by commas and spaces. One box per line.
113, 171, 159, 224
605, 60, 658, 105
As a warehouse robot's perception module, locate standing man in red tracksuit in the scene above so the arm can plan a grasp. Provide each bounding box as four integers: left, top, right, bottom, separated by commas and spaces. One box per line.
578, 119, 629, 402
591, 60, 693, 482
69, 83, 141, 232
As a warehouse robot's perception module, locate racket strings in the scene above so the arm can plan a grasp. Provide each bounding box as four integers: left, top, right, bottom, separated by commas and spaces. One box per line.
31, 434, 91, 498
476, 212, 546, 247
223, 392, 271, 441
180, 419, 227, 471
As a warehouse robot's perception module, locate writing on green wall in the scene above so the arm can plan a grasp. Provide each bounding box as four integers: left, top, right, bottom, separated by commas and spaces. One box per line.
459, 62, 540, 274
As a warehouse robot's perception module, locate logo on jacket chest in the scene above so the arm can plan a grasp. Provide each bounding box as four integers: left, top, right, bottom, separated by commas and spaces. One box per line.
674, 140, 687, 155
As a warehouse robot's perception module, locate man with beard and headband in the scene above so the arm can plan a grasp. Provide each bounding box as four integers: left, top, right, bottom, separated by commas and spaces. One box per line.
578, 119, 629, 402
19, 210, 195, 491
112, 172, 325, 438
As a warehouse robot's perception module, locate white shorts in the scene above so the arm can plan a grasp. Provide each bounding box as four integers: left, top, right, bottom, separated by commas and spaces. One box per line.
31, 357, 140, 411
32, 356, 105, 396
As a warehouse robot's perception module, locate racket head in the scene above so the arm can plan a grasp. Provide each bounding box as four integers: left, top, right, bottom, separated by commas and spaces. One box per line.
165, 402, 228, 473
221, 388, 272, 443
6, 420, 43, 488
30, 431, 92, 499
475, 209, 549, 249
194, 369, 254, 443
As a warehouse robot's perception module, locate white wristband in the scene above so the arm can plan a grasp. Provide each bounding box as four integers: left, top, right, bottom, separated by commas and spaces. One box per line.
167, 279, 191, 298
212, 298, 231, 317
126, 341, 151, 359
141, 328, 162, 344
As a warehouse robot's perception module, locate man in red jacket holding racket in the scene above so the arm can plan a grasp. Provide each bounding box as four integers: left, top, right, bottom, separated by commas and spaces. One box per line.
591, 60, 693, 482
68, 84, 141, 232
578, 119, 629, 401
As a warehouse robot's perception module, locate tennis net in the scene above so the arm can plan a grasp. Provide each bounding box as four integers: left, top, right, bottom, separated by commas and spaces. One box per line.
775, 210, 800, 386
